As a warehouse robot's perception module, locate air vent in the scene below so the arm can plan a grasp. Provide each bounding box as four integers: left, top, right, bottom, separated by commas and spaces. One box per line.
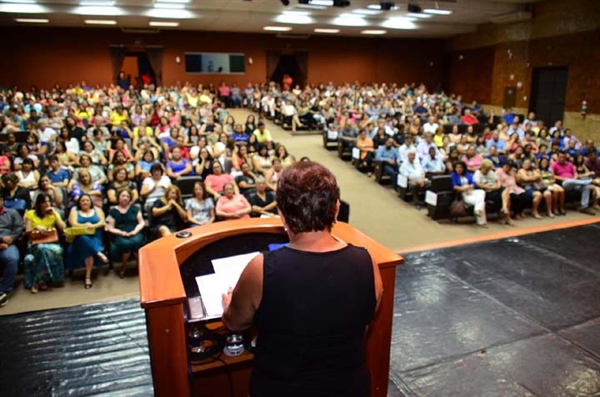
121, 28, 160, 34
276, 33, 311, 39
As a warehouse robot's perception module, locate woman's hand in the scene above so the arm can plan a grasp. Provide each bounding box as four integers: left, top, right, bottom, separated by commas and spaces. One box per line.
222, 287, 233, 312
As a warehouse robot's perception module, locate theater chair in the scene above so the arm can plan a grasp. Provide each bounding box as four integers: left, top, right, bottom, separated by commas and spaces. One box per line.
337, 141, 352, 160
373, 161, 394, 186
426, 175, 454, 220
322, 128, 338, 150
175, 175, 203, 201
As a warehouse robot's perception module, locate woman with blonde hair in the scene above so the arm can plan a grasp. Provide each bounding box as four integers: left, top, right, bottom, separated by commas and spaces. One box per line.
150, 185, 187, 237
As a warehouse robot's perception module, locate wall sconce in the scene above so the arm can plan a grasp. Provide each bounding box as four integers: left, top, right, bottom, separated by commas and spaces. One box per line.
175, 56, 181, 64
248, 57, 253, 65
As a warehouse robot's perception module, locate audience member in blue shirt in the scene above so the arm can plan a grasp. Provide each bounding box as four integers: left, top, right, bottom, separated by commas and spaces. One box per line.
375, 137, 400, 182
46, 155, 70, 188
486, 131, 507, 154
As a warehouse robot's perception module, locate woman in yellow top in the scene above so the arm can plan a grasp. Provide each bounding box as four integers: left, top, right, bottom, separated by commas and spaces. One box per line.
24, 193, 67, 293
433, 125, 445, 148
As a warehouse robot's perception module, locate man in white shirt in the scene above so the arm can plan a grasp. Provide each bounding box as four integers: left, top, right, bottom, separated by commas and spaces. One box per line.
416, 132, 440, 161
38, 119, 57, 146
400, 150, 430, 208
422, 116, 439, 135
398, 135, 418, 164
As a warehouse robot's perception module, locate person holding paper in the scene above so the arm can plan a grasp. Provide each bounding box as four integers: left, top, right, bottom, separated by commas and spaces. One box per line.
222, 161, 383, 397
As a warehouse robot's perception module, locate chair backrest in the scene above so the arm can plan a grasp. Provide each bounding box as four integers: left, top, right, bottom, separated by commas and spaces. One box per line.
430, 175, 453, 193
175, 176, 203, 199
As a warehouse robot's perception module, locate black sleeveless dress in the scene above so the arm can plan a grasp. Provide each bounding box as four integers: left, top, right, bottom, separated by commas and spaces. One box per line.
251, 244, 376, 397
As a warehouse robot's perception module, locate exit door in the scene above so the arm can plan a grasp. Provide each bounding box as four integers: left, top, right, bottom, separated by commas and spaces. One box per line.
530, 67, 568, 128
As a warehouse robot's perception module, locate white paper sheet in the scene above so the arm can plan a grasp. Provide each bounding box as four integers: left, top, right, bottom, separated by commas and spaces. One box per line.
195, 252, 260, 319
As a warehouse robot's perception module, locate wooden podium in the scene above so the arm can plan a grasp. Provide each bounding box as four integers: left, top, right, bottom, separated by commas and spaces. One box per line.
139, 218, 403, 397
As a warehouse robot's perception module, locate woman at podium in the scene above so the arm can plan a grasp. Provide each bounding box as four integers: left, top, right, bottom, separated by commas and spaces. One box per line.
222, 161, 383, 397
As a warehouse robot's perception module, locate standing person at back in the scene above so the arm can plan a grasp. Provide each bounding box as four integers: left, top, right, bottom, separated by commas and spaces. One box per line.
222, 161, 383, 397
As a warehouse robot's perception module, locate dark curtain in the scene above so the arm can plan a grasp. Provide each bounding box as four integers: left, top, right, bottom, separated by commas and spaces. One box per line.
146, 47, 164, 86
109, 46, 127, 82
266, 51, 281, 82
293, 52, 308, 85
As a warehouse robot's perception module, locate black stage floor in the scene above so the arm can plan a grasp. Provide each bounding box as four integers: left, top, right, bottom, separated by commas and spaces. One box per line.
391, 223, 600, 397
2, 224, 599, 396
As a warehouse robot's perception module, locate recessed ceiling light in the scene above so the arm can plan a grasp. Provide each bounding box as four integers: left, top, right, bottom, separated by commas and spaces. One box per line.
2, 0, 36, 3
331, 15, 367, 27
149, 21, 179, 27
310, 0, 334, 5
367, 3, 397, 10
275, 14, 313, 24
84, 19, 117, 24
264, 26, 292, 31
314, 28, 339, 33
295, 4, 326, 10
15, 18, 48, 23
154, 2, 185, 9
0, 3, 47, 13
381, 17, 417, 29
146, 8, 192, 18
353, 9, 381, 15
423, 8, 452, 15
74, 6, 124, 15
407, 12, 432, 19
153, 0, 189, 3
361, 29, 386, 35
79, 0, 114, 5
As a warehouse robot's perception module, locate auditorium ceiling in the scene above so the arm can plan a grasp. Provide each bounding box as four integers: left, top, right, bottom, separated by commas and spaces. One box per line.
0, 0, 542, 38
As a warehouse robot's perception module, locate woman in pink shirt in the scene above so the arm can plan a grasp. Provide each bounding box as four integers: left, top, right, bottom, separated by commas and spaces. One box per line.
462, 145, 483, 173
204, 161, 235, 201
495, 160, 529, 220
216, 183, 251, 220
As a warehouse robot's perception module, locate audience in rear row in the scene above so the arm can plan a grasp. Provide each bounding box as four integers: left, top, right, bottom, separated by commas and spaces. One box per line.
0, 80, 598, 307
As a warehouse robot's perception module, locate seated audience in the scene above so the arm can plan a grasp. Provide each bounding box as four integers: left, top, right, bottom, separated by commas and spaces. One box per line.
236, 162, 258, 197
67, 194, 109, 289
0, 195, 25, 306
248, 177, 277, 217
185, 181, 216, 227
141, 163, 172, 212
474, 160, 513, 225
265, 158, 283, 191
496, 161, 529, 220
216, 183, 252, 220
35, 175, 64, 210
451, 161, 487, 227
165, 147, 193, 179
539, 157, 566, 215
16, 158, 40, 192
2, 172, 31, 213
24, 193, 66, 293
375, 137, 400, 182
551, 151, 595, 215
150, 186, 187, 237
400, 150, 430, 208
205, 161, 236, 200
517, 159, 552, 219
105, 189, 145, 278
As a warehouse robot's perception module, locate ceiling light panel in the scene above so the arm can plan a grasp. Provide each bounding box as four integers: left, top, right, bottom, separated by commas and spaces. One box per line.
275, 14, 314, 24
0, 3, 48, 13
153, 3, 186, 9
145, 8, 192, 18
15, 18, 48, 23
263, 26, 292, 31
149, 21, 179, 26
314, 28, 339, 33
381, 17, 417, 30
79, 1, 115, 5
423, 9, 452, 15
361, 29, 386, 35
2, 0, 36, 3
295, 4, 326, 10
73, 6, 124, 15
407, 12, 432, 19
84, 19, 117, 24
331, 15, 368, 26
310, 0, 334, 5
